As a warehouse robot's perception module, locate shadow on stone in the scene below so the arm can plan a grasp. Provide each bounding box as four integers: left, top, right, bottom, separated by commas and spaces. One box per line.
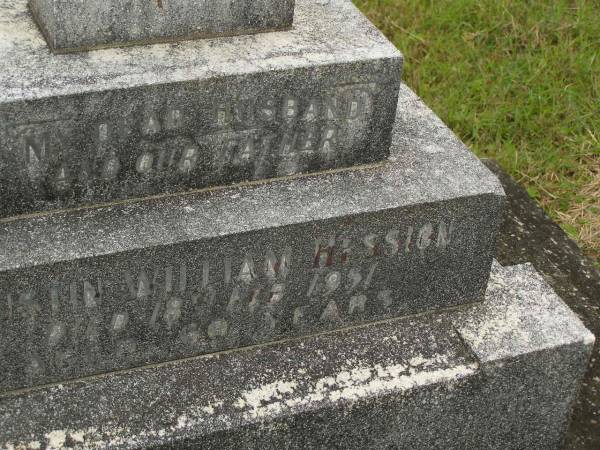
486, 159, 600, 450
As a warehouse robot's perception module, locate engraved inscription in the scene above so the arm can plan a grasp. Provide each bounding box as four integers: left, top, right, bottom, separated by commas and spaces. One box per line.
6, 83, 381, 199
0, 220, 459, 389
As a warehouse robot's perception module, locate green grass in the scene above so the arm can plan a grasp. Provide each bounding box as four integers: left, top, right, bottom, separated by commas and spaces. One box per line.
354, 0, 600, 264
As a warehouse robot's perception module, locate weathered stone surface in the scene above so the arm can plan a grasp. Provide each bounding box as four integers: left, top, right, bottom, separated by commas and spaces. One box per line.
0, 0, 402, 219
486, 159, 600, 449
0, 263, 593, 449
0, 86, 504, 393
29, 0, 295, 53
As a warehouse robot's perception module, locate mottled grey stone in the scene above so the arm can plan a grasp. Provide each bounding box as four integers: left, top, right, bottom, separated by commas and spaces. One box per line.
0, 263, 593, 449
0, 0, 402, 219
487, 158, 600, 449
0, 85, 505, 393
29, 0, 295, 53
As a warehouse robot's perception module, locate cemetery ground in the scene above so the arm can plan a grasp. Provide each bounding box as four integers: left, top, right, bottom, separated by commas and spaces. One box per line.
355, 0, 600, 266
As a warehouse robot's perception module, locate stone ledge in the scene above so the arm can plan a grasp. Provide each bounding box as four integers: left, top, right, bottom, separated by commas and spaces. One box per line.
486, 158, 600, 448
0, 263, 593, 449
0, 0, 403, 217
0, 0, 399, 104
0, 86, 504, 393
0, 86, 503, 272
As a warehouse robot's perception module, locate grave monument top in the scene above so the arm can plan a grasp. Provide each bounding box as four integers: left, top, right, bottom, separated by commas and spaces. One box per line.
29, 0, 296, 53
1, 0, 401, 219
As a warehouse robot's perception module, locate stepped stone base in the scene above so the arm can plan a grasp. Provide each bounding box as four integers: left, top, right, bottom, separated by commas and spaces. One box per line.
0, 0, 401, 218
0, 263, 593, 449
486, 158, 600, 448
0, 86, 504, 393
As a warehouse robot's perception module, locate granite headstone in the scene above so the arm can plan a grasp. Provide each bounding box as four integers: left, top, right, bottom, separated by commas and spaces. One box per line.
1, 0, 590, 448
0, 264, 593, 449
0, 0, 402, 218
0, 87, 504, 393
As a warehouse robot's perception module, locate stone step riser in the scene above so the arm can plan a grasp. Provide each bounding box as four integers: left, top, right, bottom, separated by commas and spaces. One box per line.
0, 194, 499, 393
29, 0, 296, 53
0, 0, 402, 219
1, 63, 401, 219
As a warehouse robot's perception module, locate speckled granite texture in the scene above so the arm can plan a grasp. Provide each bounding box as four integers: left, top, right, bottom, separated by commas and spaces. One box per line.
0, 85, 504, 393
0, 263, 593, 449
29, 0, 295, 53
487, 159, 600, 449
0, 0, 402, 218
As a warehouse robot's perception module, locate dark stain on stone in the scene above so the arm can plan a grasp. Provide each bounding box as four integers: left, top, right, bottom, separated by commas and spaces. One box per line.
486, 159, 600, 449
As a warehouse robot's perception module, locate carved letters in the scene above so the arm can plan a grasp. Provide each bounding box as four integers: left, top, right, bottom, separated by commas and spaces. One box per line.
8, 83, 378, 194
0, 221, 455, 384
